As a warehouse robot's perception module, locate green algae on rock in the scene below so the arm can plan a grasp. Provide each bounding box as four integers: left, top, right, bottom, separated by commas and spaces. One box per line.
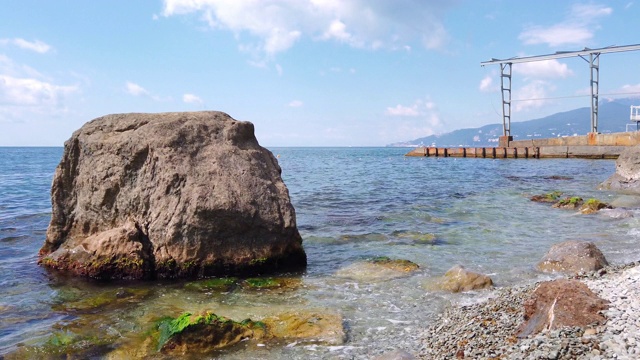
530, 191, 563, 203
51, 287, 152, 313
580, 198, 613, 214
552, 196, 584, 209
184, 277, 238, 292
370, 256, 420, 272
155, 312, 266, 355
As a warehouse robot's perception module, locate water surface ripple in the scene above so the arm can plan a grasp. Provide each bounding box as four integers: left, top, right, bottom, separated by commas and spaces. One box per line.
1, 147, 636, 358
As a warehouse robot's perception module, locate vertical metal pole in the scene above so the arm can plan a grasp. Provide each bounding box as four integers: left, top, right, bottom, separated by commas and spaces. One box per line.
590, 53, 600, 133
500, 63, 512, 137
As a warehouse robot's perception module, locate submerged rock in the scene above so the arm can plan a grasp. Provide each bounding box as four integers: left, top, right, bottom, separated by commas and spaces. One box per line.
184, 277, 238, 292
551, 196, 584, 209
335, 257, 419, 282
579, 198, 613, 215
39, 111, 306, 280
530, 191, 563, 203
157, 312, 266, 355
430, 265, 493, 293
537, 240, 609, 274
600, 144, 640, 192
516, 279, 608, 338
262, 311, 346, 345
123, 310, 345, 357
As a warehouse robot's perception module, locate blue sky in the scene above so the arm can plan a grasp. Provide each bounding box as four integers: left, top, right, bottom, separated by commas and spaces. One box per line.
1, 0, 639, 147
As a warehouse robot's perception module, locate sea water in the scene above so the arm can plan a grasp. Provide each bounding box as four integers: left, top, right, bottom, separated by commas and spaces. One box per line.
0, 146, 637, 358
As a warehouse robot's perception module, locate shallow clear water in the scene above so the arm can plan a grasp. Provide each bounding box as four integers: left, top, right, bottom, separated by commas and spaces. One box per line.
0, 146, 637, 358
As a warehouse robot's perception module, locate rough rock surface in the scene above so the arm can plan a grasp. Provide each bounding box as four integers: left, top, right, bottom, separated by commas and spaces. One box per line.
39, 111, 306, 280
262, 311, 346, 345
516, 279, 609, 338
431, 265, 493, 293
600, 144, 640, 192
537, 240, 608, 274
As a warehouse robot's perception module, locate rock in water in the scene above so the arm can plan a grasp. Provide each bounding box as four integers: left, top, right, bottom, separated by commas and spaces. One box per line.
39, 112, 306, 280
600, 144, 640, 192
432, 265, 493, 293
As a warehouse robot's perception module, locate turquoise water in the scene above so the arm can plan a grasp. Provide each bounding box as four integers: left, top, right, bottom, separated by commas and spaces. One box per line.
0, 146, 637, 358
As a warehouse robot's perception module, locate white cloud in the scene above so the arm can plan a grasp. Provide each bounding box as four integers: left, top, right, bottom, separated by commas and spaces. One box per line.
125, 81, 149, 96
0, 75, 77, 106
386, 104, 420, 117
513, 59, 573, 79
518, 3, 612, 47
0, 55, 78, 121
513, 80, 555, 112
183, 93, 203, 104
615, 83, 640, 98
382, 98, 443, 142
288, 100, 303, 107
0, 38, 52, 53
385, 98, 436, 117
162, 0, 452, 59
479, 75, 493, 92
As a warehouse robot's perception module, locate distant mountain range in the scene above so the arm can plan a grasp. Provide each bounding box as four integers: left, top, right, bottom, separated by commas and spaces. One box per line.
388, 98, 640, 147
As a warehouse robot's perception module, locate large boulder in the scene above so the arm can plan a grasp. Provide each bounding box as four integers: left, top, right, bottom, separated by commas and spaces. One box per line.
600, 145, 640, 192
537, 241, 608, 274
516, 279, 608, 338
39, 112, 306, 280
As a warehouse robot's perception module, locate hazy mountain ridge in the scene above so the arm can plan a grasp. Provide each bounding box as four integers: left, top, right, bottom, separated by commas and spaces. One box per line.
389, 99, 640, 147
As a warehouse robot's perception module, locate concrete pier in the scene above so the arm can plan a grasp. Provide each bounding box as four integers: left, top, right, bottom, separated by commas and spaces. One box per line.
405, 131, 640, 159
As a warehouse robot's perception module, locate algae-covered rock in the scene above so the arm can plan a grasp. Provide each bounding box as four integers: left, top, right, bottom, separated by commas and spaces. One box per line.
370, 256, 420, 272
392, 231, 438, 244
530, 191, 563, 203
6, 330, 116, 359
335, 257, 419, 282
52, 287, 152, 313
429, 265, 493, 293
240, 276, 301, 291
184, 277, 237, 292
262, 311, 346, 345
579, 198, 613, 214
123, 310, 345, 356
157, 312, 266, 355
552, 196, 584, 209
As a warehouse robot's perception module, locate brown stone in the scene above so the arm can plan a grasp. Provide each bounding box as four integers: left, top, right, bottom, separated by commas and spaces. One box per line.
262, 311, 346, 345
537, 241, 608, 274
436, 265, 493, 293
516, 279, 609, 338
39, 111, 306, 280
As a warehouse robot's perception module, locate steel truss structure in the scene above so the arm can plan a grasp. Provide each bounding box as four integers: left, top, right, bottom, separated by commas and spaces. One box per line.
481, 44, 640, 137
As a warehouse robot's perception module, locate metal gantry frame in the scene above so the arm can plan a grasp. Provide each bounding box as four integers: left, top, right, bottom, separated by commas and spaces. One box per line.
481, 44, 640, 137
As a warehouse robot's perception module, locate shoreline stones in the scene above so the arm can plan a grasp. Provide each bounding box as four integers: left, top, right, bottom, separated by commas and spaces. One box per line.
419, 262, 640, 359
537, 240, 609, 274
39, 112, 306, 280
428, 265, 493, 293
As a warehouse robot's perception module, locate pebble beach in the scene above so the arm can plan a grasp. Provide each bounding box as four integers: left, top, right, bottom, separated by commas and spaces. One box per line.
416, 262, 640, 359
